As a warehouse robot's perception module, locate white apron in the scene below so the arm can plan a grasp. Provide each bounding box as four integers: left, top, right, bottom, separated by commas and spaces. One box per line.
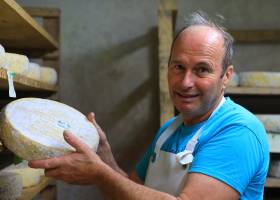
144, 97, 225, 195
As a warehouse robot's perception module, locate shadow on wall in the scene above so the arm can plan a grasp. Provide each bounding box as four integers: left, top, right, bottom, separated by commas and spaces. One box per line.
80, 27, 160, 171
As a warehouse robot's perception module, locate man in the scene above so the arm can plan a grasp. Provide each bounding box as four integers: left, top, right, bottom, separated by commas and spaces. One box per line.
29, 12, 269, 200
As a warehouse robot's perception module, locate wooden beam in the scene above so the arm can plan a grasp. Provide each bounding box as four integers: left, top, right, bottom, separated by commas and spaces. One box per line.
24, 7, 60, 18
157, 0, 177, 125
229, 30, 280, 43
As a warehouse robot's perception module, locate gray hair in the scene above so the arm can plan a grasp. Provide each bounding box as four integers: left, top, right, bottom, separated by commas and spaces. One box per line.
171, 11, 234, 73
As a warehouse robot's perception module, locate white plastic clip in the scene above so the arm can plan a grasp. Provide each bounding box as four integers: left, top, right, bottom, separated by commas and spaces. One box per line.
7, 70, 16, 98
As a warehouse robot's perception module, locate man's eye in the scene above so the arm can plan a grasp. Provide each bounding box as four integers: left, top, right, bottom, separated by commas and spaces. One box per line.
196, 67, 211, 76
174, 64, 184, 70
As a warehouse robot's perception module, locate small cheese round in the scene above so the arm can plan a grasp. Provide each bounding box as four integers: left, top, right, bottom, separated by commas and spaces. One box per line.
239, 71, 280, 87
0, 98, 99, 160
40, 66, 58, 85
0, 171, 23, 200
25, 62, 41, 81
5, 53, 29, 74
256, 114, 280, 133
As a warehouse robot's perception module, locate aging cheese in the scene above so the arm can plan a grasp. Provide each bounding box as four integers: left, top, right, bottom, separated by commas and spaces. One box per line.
267, 133, 280, 153
25, 62, 41, 81
40, 66, 58, 85
256, 115, 280, 133
228, 72, 239, 87
239, 71, 280, 87
0, 171, 22, 200
3, 161, 43, 188
0, 98, 99, 160
5, 53, 29, 74
0, 44, 8, 69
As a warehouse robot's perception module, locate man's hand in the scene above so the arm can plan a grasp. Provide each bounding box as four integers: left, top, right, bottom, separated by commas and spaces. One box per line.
87, 112, 128, 177
28, 130, 106, 185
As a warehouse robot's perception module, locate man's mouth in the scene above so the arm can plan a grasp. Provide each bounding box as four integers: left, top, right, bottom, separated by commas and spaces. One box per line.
175, 92, 200, 99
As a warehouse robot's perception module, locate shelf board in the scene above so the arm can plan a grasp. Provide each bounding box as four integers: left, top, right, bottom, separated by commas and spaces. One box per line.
226, 86, 280, 95
266, 177, 280, 188
0, 0, 58, 54
0, 68, 57, 92
19, 177, 54, 200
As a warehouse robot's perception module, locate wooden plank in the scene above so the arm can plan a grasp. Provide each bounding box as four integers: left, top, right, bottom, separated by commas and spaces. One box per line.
266, 177, 280, 188
226, 87, 280, 95
0, 0, 58, 53
19, 177, 55, 200
229, 30, 280, 43
24, 7, 60, 18
157, 0, 177, 125
0, 68, 57, 91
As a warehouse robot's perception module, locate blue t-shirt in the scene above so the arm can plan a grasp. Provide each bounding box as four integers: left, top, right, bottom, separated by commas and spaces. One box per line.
135, 97, 269, 200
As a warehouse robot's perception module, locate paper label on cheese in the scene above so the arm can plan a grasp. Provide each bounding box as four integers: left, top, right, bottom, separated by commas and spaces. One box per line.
0, 98, 99, 160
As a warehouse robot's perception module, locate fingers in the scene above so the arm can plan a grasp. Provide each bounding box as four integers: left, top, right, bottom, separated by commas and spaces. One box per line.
87, 112, 95, 123
63, 130, 92, 155
28, 157, 60, 169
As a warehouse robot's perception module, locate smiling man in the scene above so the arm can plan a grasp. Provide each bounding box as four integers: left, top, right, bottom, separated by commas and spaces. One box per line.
29, 11, 269, 200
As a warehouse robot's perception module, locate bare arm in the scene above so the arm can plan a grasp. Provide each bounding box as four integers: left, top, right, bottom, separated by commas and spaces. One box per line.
28, 116, 239, 200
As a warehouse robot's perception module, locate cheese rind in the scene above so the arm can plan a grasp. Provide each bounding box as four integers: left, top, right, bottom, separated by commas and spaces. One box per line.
0, 98, 99, 160
0, 171, 23, 200
256, 115, 280, 133
40, 66, 58, 85
239, 71, 280, 87
25, 62, 41, 81
5, 53, 29, 74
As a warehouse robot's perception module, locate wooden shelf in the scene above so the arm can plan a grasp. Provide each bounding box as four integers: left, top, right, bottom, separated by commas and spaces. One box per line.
0, 0, 58, 55
0, 68, 57, 92
19, 177, 55, 200
226, 86, 280, 95
266, 177, 280, 188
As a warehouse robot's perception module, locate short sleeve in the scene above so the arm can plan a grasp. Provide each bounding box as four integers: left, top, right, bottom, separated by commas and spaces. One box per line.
189, 125, 264, 194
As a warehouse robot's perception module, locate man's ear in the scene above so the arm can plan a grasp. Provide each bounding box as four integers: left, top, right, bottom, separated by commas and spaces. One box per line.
222, 65, 234, 89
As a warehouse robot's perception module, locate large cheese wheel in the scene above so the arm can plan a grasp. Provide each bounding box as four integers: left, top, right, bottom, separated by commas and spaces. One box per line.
256, 115, 280, 133
228, 72, 239, 87
25, 62, 41, 81
3, 161, 43, 188
0, 171, 23, 200
0, 98, 99, 160
40, 66, 58, 85
5, 53, 29, 74
239, 71, 280, 87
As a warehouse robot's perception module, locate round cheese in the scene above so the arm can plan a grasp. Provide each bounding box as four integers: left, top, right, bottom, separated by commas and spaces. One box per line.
228, 72, 239, 87
0, 171, 22, 200
25, 62, 41, 81
4, 161, 43, 188
0, 45, 8, 69
256, 115, 280, 133
40, 66, 58, 85
0, 98, 99, 160
239, 71, 280, 87
5, 53, 29, 74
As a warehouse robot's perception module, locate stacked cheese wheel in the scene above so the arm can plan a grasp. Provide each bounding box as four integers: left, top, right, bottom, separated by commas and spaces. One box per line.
0, 44, 58, 85
239, 71, 280, 87
0, 98, 99, 160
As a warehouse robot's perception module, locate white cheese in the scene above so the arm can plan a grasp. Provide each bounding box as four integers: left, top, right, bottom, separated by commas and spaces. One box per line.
3, 161, 43, 188
256, 114, 280, 133
0, 45, 8, 69
5, 53, 29, 74
25, 62, 41, 81
228, 72, 239, 87
40, 66, 58, 85
239, 71, 280, 87
0, 171, 23, 200
0, 98, 99, 160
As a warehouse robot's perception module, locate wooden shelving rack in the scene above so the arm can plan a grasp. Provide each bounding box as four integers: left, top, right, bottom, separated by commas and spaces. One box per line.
0, 0, 60, 199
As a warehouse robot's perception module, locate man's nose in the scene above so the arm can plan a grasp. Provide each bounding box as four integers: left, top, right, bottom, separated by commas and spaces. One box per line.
181, 72, 195, 88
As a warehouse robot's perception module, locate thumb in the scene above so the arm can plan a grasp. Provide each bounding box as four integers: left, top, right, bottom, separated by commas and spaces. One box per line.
63, 130, 92, 155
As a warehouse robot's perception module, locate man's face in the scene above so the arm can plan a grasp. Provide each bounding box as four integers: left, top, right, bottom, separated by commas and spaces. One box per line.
168, 25, 230, 123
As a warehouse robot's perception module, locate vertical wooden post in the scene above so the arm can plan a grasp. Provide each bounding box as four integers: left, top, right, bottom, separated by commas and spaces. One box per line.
157, 0, 177, 125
